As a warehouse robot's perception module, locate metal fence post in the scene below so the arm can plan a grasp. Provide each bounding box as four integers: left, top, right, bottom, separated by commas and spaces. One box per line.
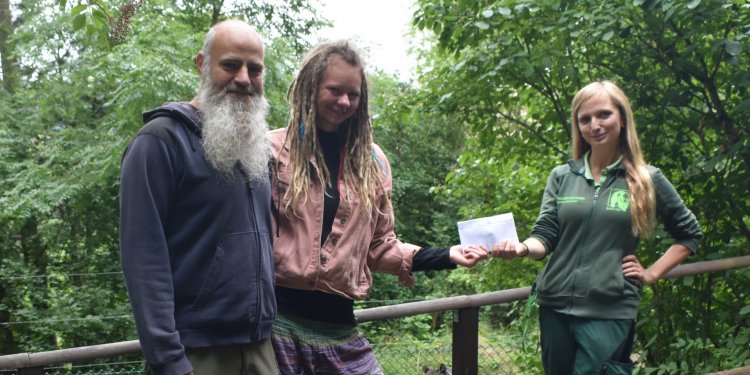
452, 307, 479, 375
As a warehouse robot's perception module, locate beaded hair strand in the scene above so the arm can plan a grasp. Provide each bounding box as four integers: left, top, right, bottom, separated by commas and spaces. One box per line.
280, 40, 386, 219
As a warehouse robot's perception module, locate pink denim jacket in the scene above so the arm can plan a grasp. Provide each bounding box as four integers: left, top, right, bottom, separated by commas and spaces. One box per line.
269, 128, 420, 300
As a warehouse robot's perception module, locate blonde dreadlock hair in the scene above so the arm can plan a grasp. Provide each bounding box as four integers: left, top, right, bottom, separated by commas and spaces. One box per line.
571, 81, 656, 237
280, 40, 385, 218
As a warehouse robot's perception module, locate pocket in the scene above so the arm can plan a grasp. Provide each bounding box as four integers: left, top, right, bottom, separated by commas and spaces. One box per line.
584, 251, 627, 299
191, 232, 258, 308
586, 268, 626, 299
192, 247, 226, 307
535, 255, 568, 296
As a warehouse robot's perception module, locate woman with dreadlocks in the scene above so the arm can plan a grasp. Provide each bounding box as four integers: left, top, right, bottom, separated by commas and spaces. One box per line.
268, 40, 488, 375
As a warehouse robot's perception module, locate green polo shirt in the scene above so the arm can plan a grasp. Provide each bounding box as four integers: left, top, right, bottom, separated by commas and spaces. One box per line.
583, 151, 623, 187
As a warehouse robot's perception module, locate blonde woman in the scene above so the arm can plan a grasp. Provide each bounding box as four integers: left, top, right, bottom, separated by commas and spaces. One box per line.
492, 81, 702, 374
269, 40, 488, 375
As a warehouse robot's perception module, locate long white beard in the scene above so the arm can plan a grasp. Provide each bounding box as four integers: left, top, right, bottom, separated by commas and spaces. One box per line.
197, 79, 271, 183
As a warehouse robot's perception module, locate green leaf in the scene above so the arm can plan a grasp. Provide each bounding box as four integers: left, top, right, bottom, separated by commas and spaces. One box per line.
71, 4, 87, 16
482, 10, 493, 18
682, 276, 694, 287
93, 0, 110, 14
735, 98, 750, 114
602, 30, 614, 41
72, 14, 86, 31
498, 7, 511, 16
740, 305, 750, 315
92, 8, 110, 23
686, 0, 701, 9
724, 40, 742, 56
475, 21, 490, 30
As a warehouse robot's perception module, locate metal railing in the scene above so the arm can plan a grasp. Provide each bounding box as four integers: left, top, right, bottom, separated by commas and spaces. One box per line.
1, 255, 749, 375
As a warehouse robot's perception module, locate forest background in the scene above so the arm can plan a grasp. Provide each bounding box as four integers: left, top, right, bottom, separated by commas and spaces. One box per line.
0, 0, 748, 374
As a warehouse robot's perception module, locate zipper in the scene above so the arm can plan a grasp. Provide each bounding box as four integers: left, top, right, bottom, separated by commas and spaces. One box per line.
568, 184, 601, 312
247, 182, 263, 339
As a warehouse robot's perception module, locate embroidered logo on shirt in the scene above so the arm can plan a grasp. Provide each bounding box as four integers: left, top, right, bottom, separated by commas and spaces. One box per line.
558, 196, 586, 205
607, 189, 630, 212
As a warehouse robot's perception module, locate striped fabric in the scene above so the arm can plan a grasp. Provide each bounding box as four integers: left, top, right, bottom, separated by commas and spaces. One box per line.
271, 312, 384, 375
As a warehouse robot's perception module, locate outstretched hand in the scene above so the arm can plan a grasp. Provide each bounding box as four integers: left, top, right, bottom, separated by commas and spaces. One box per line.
449, 245, 489, 268
491, 239, 525, 259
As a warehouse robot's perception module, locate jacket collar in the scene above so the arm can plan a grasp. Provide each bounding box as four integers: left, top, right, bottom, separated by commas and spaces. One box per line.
567, 156, 626, 177
142, 102, 203, 135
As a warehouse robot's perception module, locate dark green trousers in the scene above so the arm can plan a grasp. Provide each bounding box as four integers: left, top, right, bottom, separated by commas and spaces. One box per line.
186, 339, 279, 375
539, 306, 632, 375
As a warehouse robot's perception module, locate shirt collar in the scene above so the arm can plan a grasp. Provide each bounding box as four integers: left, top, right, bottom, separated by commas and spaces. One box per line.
584, 151, 623, 186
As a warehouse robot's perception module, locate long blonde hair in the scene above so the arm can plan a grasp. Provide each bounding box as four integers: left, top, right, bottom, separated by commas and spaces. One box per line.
571, 81, 655, 237
280, 40, 384, 217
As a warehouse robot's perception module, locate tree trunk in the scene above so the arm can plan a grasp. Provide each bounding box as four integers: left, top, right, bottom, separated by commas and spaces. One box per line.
21, 218, 57, 348
0, 0, 18, 93
0, 283, 18, 355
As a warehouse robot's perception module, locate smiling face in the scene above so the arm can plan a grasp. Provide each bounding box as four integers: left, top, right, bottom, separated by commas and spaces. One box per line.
315, 55, 362, 132
197, 21, 265, 99
576, 92, 623, 154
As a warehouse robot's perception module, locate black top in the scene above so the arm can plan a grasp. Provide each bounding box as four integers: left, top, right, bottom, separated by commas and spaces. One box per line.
318, 128, 341, 247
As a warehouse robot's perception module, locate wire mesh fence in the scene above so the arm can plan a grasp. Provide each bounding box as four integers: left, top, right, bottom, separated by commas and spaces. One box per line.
373, 334, 538, 375
367, 304, 542, 374
0, 355, 146, 375
0, 341, 535, 375
1, 309, 541, 375
0, 361, 145, 375
373, 343, 528, 374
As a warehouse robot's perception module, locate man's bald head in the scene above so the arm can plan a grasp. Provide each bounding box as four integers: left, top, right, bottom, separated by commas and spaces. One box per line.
201, 20, 264, 62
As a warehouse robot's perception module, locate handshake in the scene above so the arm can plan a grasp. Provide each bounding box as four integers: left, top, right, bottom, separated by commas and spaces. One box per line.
448, 238, 539, 269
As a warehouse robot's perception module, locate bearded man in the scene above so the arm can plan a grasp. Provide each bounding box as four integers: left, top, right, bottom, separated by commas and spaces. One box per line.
119, 20, 278, 375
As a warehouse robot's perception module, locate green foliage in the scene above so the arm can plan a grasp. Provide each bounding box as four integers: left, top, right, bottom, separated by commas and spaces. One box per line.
56, 0, 324, 50
0, 0, 319, 355
369, 72, 466, 248
359, 71, 471, 340
64, 0, 114, 46
413, 0, 750, 372
2, 0, 749, 373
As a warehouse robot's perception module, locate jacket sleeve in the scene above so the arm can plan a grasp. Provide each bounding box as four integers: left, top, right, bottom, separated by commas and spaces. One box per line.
652, 168, 703, 254
366, 145, 420, 286
412, 247, 455, 271
119, 132, 192, 375
529, 165, 565, 253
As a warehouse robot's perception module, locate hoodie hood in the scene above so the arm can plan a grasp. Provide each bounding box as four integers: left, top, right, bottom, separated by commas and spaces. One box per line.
142, 102, 203, 135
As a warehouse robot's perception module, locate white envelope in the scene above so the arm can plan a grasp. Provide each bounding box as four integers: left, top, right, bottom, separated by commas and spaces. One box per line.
457, 213, 519, 250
